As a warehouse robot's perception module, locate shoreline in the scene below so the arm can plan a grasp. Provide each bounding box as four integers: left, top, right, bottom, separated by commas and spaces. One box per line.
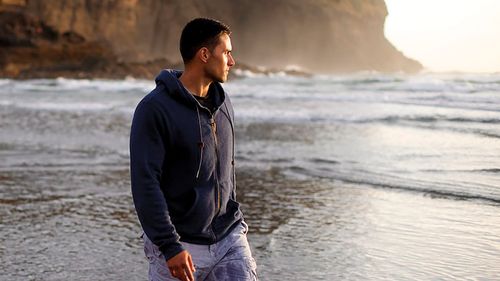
0, 56, 313, 80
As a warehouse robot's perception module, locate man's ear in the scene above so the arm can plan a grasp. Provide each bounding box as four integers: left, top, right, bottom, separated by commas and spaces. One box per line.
198, 47, 210, 63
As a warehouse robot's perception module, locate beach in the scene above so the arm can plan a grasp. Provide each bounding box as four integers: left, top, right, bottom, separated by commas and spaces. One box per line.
1, 73, 499, 280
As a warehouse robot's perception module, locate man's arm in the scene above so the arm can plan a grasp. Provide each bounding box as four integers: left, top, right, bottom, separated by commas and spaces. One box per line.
130, 99, 185, 261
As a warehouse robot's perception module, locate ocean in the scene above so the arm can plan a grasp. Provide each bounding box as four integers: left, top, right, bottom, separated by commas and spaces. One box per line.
1, 72, 499, 280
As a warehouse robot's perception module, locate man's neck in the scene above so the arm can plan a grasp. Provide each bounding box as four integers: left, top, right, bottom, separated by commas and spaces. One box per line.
179, 69, 212, 98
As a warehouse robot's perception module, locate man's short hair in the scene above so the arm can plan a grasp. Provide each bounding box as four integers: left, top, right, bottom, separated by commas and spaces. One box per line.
180, 18, 231, 63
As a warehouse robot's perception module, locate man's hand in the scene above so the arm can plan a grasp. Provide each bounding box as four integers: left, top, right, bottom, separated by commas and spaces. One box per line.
167, 250, 196, 281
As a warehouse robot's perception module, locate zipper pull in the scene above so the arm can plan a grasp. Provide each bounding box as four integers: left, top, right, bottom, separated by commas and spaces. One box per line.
210, 118, 217, 133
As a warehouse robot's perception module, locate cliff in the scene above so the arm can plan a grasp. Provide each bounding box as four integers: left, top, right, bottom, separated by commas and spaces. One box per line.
0, 0, 422, 79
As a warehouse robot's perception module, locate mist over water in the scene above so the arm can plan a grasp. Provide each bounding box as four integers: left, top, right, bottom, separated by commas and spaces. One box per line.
1, 73, 499, 280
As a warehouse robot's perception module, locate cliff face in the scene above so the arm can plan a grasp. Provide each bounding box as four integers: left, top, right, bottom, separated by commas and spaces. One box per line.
0, 0, 421, 78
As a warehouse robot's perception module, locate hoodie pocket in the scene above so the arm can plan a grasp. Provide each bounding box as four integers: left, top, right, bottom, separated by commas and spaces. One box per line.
213, 199, 241, 232
174, 187, 215, 233
177, 190, 200, 221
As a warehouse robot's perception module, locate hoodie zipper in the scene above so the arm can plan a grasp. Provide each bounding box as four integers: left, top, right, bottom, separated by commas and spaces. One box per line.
208, 113, 221, 242
196, 103, 221, 241
209, 114, 221, 215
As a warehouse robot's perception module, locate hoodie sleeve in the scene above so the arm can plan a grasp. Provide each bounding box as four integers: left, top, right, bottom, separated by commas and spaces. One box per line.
130, 98, 184, 261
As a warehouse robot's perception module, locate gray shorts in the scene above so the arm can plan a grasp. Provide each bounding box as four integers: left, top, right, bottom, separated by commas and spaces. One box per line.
143, 221, 258, 281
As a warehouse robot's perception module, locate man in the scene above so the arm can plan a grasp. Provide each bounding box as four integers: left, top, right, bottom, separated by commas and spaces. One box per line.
130, 18, 258, 281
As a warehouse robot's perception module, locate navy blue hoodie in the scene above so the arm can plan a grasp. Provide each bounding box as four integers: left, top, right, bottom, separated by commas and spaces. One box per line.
130, 69, 242, 261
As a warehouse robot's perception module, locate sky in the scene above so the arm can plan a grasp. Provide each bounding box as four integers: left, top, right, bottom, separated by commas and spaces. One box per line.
384, 0, 500, 73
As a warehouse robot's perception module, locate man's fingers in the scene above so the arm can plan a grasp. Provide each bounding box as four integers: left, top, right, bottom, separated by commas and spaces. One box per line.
166, 251, 195, 281
168, 266, 178, 279
188, 254, 196, 272
170, 265, 193, 281
169, 266, 187, 281
182, 263, 195, 281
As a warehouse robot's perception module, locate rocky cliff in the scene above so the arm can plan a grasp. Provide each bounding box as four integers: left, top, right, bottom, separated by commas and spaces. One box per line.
0, 0, 422, 79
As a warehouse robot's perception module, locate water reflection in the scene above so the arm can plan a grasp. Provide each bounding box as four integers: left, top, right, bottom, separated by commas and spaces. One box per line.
237, 167, 329, 235
2, 159, 500, 280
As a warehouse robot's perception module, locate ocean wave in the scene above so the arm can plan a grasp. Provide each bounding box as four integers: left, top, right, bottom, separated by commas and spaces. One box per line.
355, 115, 500, 139
5, 102, 118, 111
239, 159, 500, 205
421, 168, 500, 174
232, 69, 266, 78
0, 79, 13, 87
0, 100, 13, 106
343, 177, 500, 205
356, 115, 500, 125
1, 77, 153, 94
280, 166, 500, 205
233, 104, 500, 128
230, 72, 500, 94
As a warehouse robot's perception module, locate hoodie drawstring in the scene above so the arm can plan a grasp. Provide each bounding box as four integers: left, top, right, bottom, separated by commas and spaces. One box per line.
223, 102, 237, 200
196, 106, 204, 179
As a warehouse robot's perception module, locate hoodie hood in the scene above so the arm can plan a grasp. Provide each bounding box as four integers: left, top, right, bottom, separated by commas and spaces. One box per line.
155, 69, 226, 110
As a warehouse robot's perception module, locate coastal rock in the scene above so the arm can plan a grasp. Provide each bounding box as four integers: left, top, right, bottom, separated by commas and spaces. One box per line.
0, 0, 422, 79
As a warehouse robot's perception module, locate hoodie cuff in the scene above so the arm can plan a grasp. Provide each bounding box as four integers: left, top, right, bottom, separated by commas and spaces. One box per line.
160, 242, 185, 261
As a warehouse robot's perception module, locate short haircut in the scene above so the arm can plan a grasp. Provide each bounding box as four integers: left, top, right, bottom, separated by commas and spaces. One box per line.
180, 18, 231, 63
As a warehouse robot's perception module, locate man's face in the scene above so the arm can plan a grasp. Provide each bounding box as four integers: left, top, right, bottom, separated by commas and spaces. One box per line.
205, 33, 235, 83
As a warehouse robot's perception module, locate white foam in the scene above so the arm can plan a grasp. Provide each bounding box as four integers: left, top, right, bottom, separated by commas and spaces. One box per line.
10, 78, 153, 94
0, 79, 12, 87
0, 100, 13, 106
2, 73, 499, 116
232, 69, 265, 78
284, 64, 307, 72
19, 102, 115, 111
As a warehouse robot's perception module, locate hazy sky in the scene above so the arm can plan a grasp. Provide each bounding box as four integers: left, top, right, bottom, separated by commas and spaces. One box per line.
384, 0, 500, 73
